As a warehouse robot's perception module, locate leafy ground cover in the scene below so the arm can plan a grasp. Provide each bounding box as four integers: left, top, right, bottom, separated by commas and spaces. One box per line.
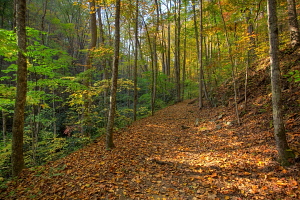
1, 98, 299, 199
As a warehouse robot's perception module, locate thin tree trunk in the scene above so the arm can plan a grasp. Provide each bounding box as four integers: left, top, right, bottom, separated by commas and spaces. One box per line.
192, 0, 203, 107
106, 0, 121, 149
52, 90, 57, 137
182, 3, 187, 100
12, 0, 27, 177
151, 0, 160, 115
97, 5, 109, 111
166, 0, 171, 78
83, 0, 97, 136
218, 0, 240, 124
245, 12, 255, 111
133, 0, 139, 121
41, 0, 48, 45
267, 0, 295, 165
2, 110, 7, 145
198, 0, 203, 108
174, 0, 181, 103
287, 0, 300, 48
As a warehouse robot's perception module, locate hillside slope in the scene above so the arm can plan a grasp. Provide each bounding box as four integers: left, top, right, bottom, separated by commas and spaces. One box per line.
1, 100, 299, 199
1, 49, 300, 199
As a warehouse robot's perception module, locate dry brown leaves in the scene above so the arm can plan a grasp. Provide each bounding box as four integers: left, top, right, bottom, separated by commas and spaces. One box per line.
1, 100, 300, 199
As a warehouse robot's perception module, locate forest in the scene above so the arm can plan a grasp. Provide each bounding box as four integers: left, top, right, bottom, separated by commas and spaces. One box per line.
1, 0, 300, 198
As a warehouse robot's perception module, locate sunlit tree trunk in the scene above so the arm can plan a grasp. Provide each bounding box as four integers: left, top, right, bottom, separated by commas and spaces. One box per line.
192, 0, 203, 107
166, 0, 171, 78
12, 0, 27, 177
174, 0, 181, 103
133, 0, 139, 121
218, 0, 240, 124
244, 10, 256, 111
182, 2, 187, 100
287, 0, 300, 48
150, 0, 160, 115
267, 0, 295, 166
198, 0, 203, 108
97, 5, 110, 116
106, 0, 121, 149
83, 0, 97, 136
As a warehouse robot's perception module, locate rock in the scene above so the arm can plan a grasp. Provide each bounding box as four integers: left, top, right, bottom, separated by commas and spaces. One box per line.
194, 118, 199, 127
217, 114, 223, 119
226, 121, 233, 126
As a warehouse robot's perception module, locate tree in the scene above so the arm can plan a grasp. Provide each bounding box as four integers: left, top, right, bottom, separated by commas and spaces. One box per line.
11, 0, 27, 177
198, 0, 203, 108
82, 0, 97, 136
267, 0, 294, 166
218, 0, 240, 124
106, 0, 121, 149
0, 0, 14, 29
286, 0, 300, 48
174, 0, 181, 103
133, 0, 139, 121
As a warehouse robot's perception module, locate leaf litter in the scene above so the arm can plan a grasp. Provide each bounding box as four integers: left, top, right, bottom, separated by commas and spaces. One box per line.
1, 98, 299, 199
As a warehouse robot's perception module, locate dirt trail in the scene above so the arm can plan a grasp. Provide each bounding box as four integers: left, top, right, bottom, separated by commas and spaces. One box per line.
1, 100, 300, 199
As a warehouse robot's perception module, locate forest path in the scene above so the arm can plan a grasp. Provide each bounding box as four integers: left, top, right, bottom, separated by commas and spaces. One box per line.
2, 100, 300, 199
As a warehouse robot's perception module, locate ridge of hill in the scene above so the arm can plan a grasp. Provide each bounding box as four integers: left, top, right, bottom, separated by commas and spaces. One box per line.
1, 49, 300, 199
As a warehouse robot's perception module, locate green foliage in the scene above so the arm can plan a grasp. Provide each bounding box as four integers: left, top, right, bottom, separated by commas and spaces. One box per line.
37, 137, 68, 163
285, 70, 300, 83
0, 29, 17, 61
115, 108, 133, 128
183, 79, 199, 99
0, 84, 15, 112
0, 134, 93, 179
138, 71, 175, 110
0, 143, 11, 179
137, 106, 151, 117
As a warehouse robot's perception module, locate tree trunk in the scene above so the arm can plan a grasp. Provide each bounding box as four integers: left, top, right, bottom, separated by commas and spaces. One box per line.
182, 3, 187, 100
106, 0, 121, 149
192, 0, 203, 107
166, 0, 171, 78
150, 0, 160, 115
245, 11, 256, 111
12, 0, 27, 177
218, 0, 240, 124
83, 0, 97, 136
267, 0, 295, 166
133, 0, 139, 121
2, 110, 7, 145
198, 0, 203, 108
287, 0, 300, 48
41, 0, 48, 45
174, 0, 181, 103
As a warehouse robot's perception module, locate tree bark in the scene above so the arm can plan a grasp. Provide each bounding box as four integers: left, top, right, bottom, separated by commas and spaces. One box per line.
12, 0, 27, 177
166, 0, 171, 78
133, 0, 139, 121
83, 0, 97, 136
198, 0, 203, 108
267, 0, 295, 166
2, 110, 7, 145
174, 0, 181, 103
287, 0, 300, 48
106, 0, 121, 149
182, 2, 187, 100
218, 0, 240, 124
150, 0, 160, 115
